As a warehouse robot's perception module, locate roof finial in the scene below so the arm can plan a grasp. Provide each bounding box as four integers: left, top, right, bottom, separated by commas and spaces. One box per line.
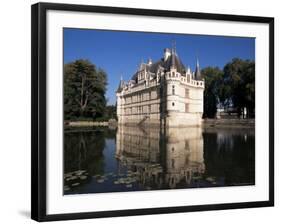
196, 51, 199, 67
194, 54, 201, 80
117, 74, 124, 93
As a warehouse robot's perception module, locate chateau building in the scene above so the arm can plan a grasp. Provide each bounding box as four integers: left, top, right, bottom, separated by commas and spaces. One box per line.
116, 47, 204, 127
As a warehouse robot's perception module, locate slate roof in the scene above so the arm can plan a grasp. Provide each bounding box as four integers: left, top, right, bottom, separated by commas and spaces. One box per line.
116, 79, 125, 93
131, 50, 187, 83
130, 48, 202, 83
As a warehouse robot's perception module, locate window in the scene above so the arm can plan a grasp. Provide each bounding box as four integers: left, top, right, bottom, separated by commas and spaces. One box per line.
172, 102, 175, 106
185, 103, 189, 112
157, 88, 161, 98
172, 85, 175, 95
185, 88, 189, 98
185, 141, 190, 151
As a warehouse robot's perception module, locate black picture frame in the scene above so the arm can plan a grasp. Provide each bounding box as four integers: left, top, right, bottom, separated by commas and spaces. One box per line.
31, 2, 274, 222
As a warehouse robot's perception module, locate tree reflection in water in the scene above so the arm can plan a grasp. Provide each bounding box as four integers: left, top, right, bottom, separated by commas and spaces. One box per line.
64, 126, 255, 195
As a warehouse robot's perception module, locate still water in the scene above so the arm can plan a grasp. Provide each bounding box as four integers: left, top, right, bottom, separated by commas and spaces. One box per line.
64, 126, 255, 195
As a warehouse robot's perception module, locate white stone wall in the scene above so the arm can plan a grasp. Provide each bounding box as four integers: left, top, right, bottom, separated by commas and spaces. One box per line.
116, 69, 204, 127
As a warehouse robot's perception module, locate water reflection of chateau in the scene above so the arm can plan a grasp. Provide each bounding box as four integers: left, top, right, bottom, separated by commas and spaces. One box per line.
115, 125, 205, 189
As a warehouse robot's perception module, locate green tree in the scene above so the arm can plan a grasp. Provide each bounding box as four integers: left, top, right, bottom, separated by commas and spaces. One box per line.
201, 67, 224, 118
64, 59, 108, 120
223, 58, 255, 118
201, 59, 255, 119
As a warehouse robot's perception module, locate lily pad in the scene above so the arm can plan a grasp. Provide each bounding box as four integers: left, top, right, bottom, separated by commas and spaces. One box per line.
75, 170, 86, 175
64, 173, 72, 178
97, 179, 105, 183
80, 175, 87, 180
66, 176, 78, 181
206, 177, 215, 182
64, 186, 70, 191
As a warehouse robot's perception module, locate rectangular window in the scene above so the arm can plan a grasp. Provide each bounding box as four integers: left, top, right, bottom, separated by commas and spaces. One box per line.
185, 103, 189, 113
157, 89, 160, 98
185, 89, 189, 98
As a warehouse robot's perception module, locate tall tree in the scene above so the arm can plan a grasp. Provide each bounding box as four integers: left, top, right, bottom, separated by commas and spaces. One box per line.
64, 59, 108, 120
201, 67, 224, 118
223, 58, 255, 118
201, 59, 255, 119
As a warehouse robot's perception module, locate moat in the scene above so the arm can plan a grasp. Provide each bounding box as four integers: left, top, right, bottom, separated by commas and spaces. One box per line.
64, 126, 255, 195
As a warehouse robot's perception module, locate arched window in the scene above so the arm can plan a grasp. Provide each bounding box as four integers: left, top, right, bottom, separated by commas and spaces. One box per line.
172, 85, 175, 95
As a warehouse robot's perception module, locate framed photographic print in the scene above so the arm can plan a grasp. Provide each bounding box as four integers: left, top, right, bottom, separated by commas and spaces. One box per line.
31, 2, 274, 222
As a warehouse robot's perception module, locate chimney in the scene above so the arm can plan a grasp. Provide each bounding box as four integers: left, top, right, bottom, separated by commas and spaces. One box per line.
164, 48, 171, 61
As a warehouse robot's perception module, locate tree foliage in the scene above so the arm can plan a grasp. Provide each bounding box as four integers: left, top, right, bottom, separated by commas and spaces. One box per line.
64, 59, 108, 120
201, 67, 224, 118
202, 58, 255, 118
223, 58, 255, 117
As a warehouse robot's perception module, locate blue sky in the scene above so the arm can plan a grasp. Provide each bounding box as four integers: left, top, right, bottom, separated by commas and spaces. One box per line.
64, 28, 255, 105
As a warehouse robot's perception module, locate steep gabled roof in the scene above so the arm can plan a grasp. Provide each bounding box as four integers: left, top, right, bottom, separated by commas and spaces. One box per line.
131, 50, 186, 82
116, 79, 125, 93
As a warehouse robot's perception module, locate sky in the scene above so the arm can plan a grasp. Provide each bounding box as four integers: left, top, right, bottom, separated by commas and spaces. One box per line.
64, 28, 255, 105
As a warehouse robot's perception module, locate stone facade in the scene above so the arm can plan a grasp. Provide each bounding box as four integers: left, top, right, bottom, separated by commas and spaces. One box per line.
116, 48, 204, 127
